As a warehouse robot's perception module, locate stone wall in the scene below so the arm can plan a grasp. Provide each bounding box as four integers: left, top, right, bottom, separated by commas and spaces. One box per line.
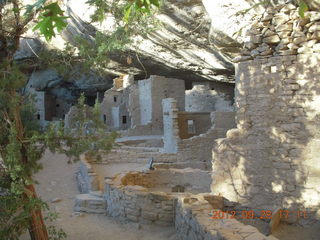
100, 75, 185, 134
163, 98, 236, 167
175, 195, 278, 240
233, 3, 320, 61
100, 145, 178, 164
177, 112, 236, 169
100, 88, 123, 129
104, 168, 211, 226
25, 82, 55, 126
75, 156, 276, 239
120, 122, 163, 136
76, 156, 100, 194
104, 176, 177, 226
212, 5, 320, 219
177, 112, 212, 139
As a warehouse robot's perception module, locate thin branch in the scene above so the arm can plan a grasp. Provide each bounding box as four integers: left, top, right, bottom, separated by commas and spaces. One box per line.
12, 0, 21, 32
26, 39, 40, 58
1, 29, 38, 39
135, 51, 147, 78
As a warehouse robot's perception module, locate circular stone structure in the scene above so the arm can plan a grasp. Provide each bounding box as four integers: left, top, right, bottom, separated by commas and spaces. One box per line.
104, 168, 211, 226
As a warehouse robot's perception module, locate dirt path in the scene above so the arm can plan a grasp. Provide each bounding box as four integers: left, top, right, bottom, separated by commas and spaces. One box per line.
32, 150, 178, 240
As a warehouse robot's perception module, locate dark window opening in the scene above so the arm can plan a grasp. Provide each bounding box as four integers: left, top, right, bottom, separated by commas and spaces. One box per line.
114, 96, 118, 102
37, 114, 40, 120
85, 96, 97, 106
56, 104, 60, 108
187, 120, 196, 134
103, 114, 107, 124
122, 116, 127, 124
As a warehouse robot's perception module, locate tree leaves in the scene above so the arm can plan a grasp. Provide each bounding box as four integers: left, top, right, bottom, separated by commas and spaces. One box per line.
123, 0, 160, 23
33, 2, 68, 41
25, 0, 48, 14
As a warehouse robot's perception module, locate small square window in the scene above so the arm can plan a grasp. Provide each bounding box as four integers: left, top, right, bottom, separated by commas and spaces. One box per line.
114, 96, 118, 102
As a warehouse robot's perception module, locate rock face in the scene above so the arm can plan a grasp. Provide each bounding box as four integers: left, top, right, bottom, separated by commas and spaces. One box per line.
18, 0, 300, 86
61, 0, 301, 83
63, 0, 235, 83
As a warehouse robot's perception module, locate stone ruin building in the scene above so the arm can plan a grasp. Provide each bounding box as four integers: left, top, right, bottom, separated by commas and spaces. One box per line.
24, 72, 74, 127
68, 3, 320, 240
24, 68, 111, 127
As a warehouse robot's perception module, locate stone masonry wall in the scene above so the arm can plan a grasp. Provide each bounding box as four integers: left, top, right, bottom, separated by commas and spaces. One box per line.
175, 196, 278, 240
76, 156, 100, 193
163, 98, 236, 168
105, 179, 176, 226
212, 44, 320, 220
177, 112, 212, 139
100, 88, 123, 129
178, 112, 236, 169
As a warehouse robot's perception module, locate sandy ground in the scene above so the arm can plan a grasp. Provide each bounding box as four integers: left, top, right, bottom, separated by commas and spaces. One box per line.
27, 150, 178, 240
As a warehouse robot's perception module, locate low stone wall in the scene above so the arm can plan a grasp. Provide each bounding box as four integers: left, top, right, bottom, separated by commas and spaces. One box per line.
105, 180, 176, 226
176, 112, 236, 169
75, 157, 279, 238
175, 196, 278, 240
76, 155, 100, 193
104, 168, 211, 226
100, 146, 178, 164
74, 192, 106, 214
120, 122, 163, 137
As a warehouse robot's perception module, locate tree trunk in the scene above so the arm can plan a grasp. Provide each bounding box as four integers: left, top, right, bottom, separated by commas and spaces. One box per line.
25, 184, 49, 240
11, 90, 49, 240
1, 3, 49, 238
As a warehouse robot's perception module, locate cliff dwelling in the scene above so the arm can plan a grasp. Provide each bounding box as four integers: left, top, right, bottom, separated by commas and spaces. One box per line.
1, 1, 320, 240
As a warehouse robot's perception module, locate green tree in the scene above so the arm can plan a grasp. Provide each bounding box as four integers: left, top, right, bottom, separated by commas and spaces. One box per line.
0, 1, 160, 239
0, 1, 112, 240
